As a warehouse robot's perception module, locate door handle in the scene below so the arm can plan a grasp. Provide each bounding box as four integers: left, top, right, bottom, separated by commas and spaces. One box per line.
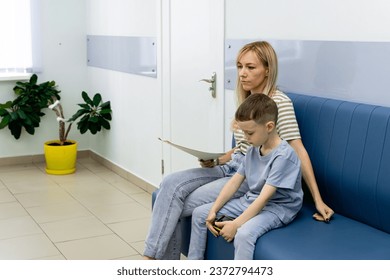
199, 72, 216, 98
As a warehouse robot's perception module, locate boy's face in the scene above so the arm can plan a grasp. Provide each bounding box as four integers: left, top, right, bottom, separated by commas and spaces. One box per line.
237, 120, 271, 147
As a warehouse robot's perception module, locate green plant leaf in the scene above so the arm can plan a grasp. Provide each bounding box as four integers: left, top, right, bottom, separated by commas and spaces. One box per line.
89, 116, 99, 123
99, 108, 112, 115
78, 121, 88, 134
92, 93, 102, 106
24, 124, 35, 135
69, 108, 89, 122
81, 91, 93, 106
89, 122, 99, 134
0, 101, 13, 110
0, 108, 8, 116
77, 104, 90, 110
17, 110, 27, 120
30, 74, 38, 85
101, 113, 112, 121
9, 121, 22, 139
100, 101, 111, 109
100, 118, 111, 130
0, 115, 11, 129
10, 112, 19, 121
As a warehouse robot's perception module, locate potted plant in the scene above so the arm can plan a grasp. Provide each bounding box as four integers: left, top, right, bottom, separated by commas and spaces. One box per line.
0, 74, 112, 174
0, 74, 61, 139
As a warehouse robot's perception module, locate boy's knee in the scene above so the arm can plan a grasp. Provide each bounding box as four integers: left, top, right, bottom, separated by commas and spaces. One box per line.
234, 228, 256, 246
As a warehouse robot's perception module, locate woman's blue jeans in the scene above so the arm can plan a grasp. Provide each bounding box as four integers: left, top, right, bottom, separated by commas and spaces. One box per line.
143, 153, 245, 259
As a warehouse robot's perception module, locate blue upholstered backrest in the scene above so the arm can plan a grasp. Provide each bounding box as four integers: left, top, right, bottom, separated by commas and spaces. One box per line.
288, 93, 390, 234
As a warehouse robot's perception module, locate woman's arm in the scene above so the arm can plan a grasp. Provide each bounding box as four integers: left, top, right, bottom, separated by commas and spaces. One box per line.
199, 148, 235, 168
288, 138, 334, 221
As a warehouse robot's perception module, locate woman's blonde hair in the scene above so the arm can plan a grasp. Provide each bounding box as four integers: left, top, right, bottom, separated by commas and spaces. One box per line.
235, 41, 278, 105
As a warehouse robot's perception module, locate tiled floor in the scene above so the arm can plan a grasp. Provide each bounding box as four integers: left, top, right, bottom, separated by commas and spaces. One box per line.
0, 157, 153, 260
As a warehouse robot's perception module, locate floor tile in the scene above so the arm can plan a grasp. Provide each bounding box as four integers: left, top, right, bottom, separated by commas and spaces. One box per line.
14, 187, 77, 208
0, 202, 29, 220
102, 175, 146, 195
87, 202, 150, 224
108, 218, 150, 243
59, 178, 118, 197
0, 163, 36, 174
46, 168, 96, 185
72, 188, 135, 208
0, 168, 54, 186
40, 216, 113, 243
0, 233, 61, 260
26, 201, 92, 224
116, 254, 144, 260
35, 254, 66, 260
56, 234, 138, 260
0, 216, 43, 240
5, 179, 60, 195
0, 189, 17, 203
130, 240, 146, 255
129, 192, 152, 210
79, 160, 111, 173
0, 159, 154, 260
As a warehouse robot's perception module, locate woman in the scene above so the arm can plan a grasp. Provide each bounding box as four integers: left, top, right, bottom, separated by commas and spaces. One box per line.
144, 41, 334, 260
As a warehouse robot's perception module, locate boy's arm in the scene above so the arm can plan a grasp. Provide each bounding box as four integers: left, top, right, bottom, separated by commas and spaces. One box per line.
234, 184, 276, 227
209, 172, 245, 214
206, 172, 245, 236
217, 184, 276, 242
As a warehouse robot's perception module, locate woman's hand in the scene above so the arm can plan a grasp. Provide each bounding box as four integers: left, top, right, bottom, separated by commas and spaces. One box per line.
199, 150, 234, 168
199, 159, 216, 168
313, 200, 334, 223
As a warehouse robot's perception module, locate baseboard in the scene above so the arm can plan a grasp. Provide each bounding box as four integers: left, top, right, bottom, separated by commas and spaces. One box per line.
89, 151, 157, 195
0, 150, 90, 166
0, 150, 158, 195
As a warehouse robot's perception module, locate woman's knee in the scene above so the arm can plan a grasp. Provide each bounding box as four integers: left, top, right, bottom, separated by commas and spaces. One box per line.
192, 204, 211, 223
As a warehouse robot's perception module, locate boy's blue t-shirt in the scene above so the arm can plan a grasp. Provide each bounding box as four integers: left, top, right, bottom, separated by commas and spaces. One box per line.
237, 140, 303, 224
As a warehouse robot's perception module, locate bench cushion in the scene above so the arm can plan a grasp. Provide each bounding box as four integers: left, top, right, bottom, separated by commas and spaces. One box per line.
204, 205, 390, 260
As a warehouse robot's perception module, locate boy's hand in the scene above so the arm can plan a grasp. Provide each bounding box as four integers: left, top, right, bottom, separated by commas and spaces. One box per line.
216, 221, 237, 242
206, 212, 219, 237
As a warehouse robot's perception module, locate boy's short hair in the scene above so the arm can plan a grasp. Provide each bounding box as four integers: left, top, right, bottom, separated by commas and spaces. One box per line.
235, 93, 278, 124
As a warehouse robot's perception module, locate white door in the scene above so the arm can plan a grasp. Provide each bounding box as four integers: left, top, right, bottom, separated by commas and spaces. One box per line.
162, 0, 226, 174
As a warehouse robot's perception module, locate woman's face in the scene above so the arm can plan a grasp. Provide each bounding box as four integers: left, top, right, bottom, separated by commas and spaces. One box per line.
237, 50, 268, 94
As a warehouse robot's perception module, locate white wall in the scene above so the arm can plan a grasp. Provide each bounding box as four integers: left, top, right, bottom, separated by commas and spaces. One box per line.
224, 0, 390, 147
86, 0, 162, 186
226, 0, 390, 41
0, 0, 88, 158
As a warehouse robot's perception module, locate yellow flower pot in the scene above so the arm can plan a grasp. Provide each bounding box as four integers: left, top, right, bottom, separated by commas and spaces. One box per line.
44, 140, 77, 175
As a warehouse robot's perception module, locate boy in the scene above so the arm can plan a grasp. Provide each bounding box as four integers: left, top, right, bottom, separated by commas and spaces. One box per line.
187, 93, 303, 260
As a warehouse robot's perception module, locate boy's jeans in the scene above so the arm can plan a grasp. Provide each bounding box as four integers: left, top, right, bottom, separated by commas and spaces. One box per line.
143, 153, 245, 259
188, 199, 283, 260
